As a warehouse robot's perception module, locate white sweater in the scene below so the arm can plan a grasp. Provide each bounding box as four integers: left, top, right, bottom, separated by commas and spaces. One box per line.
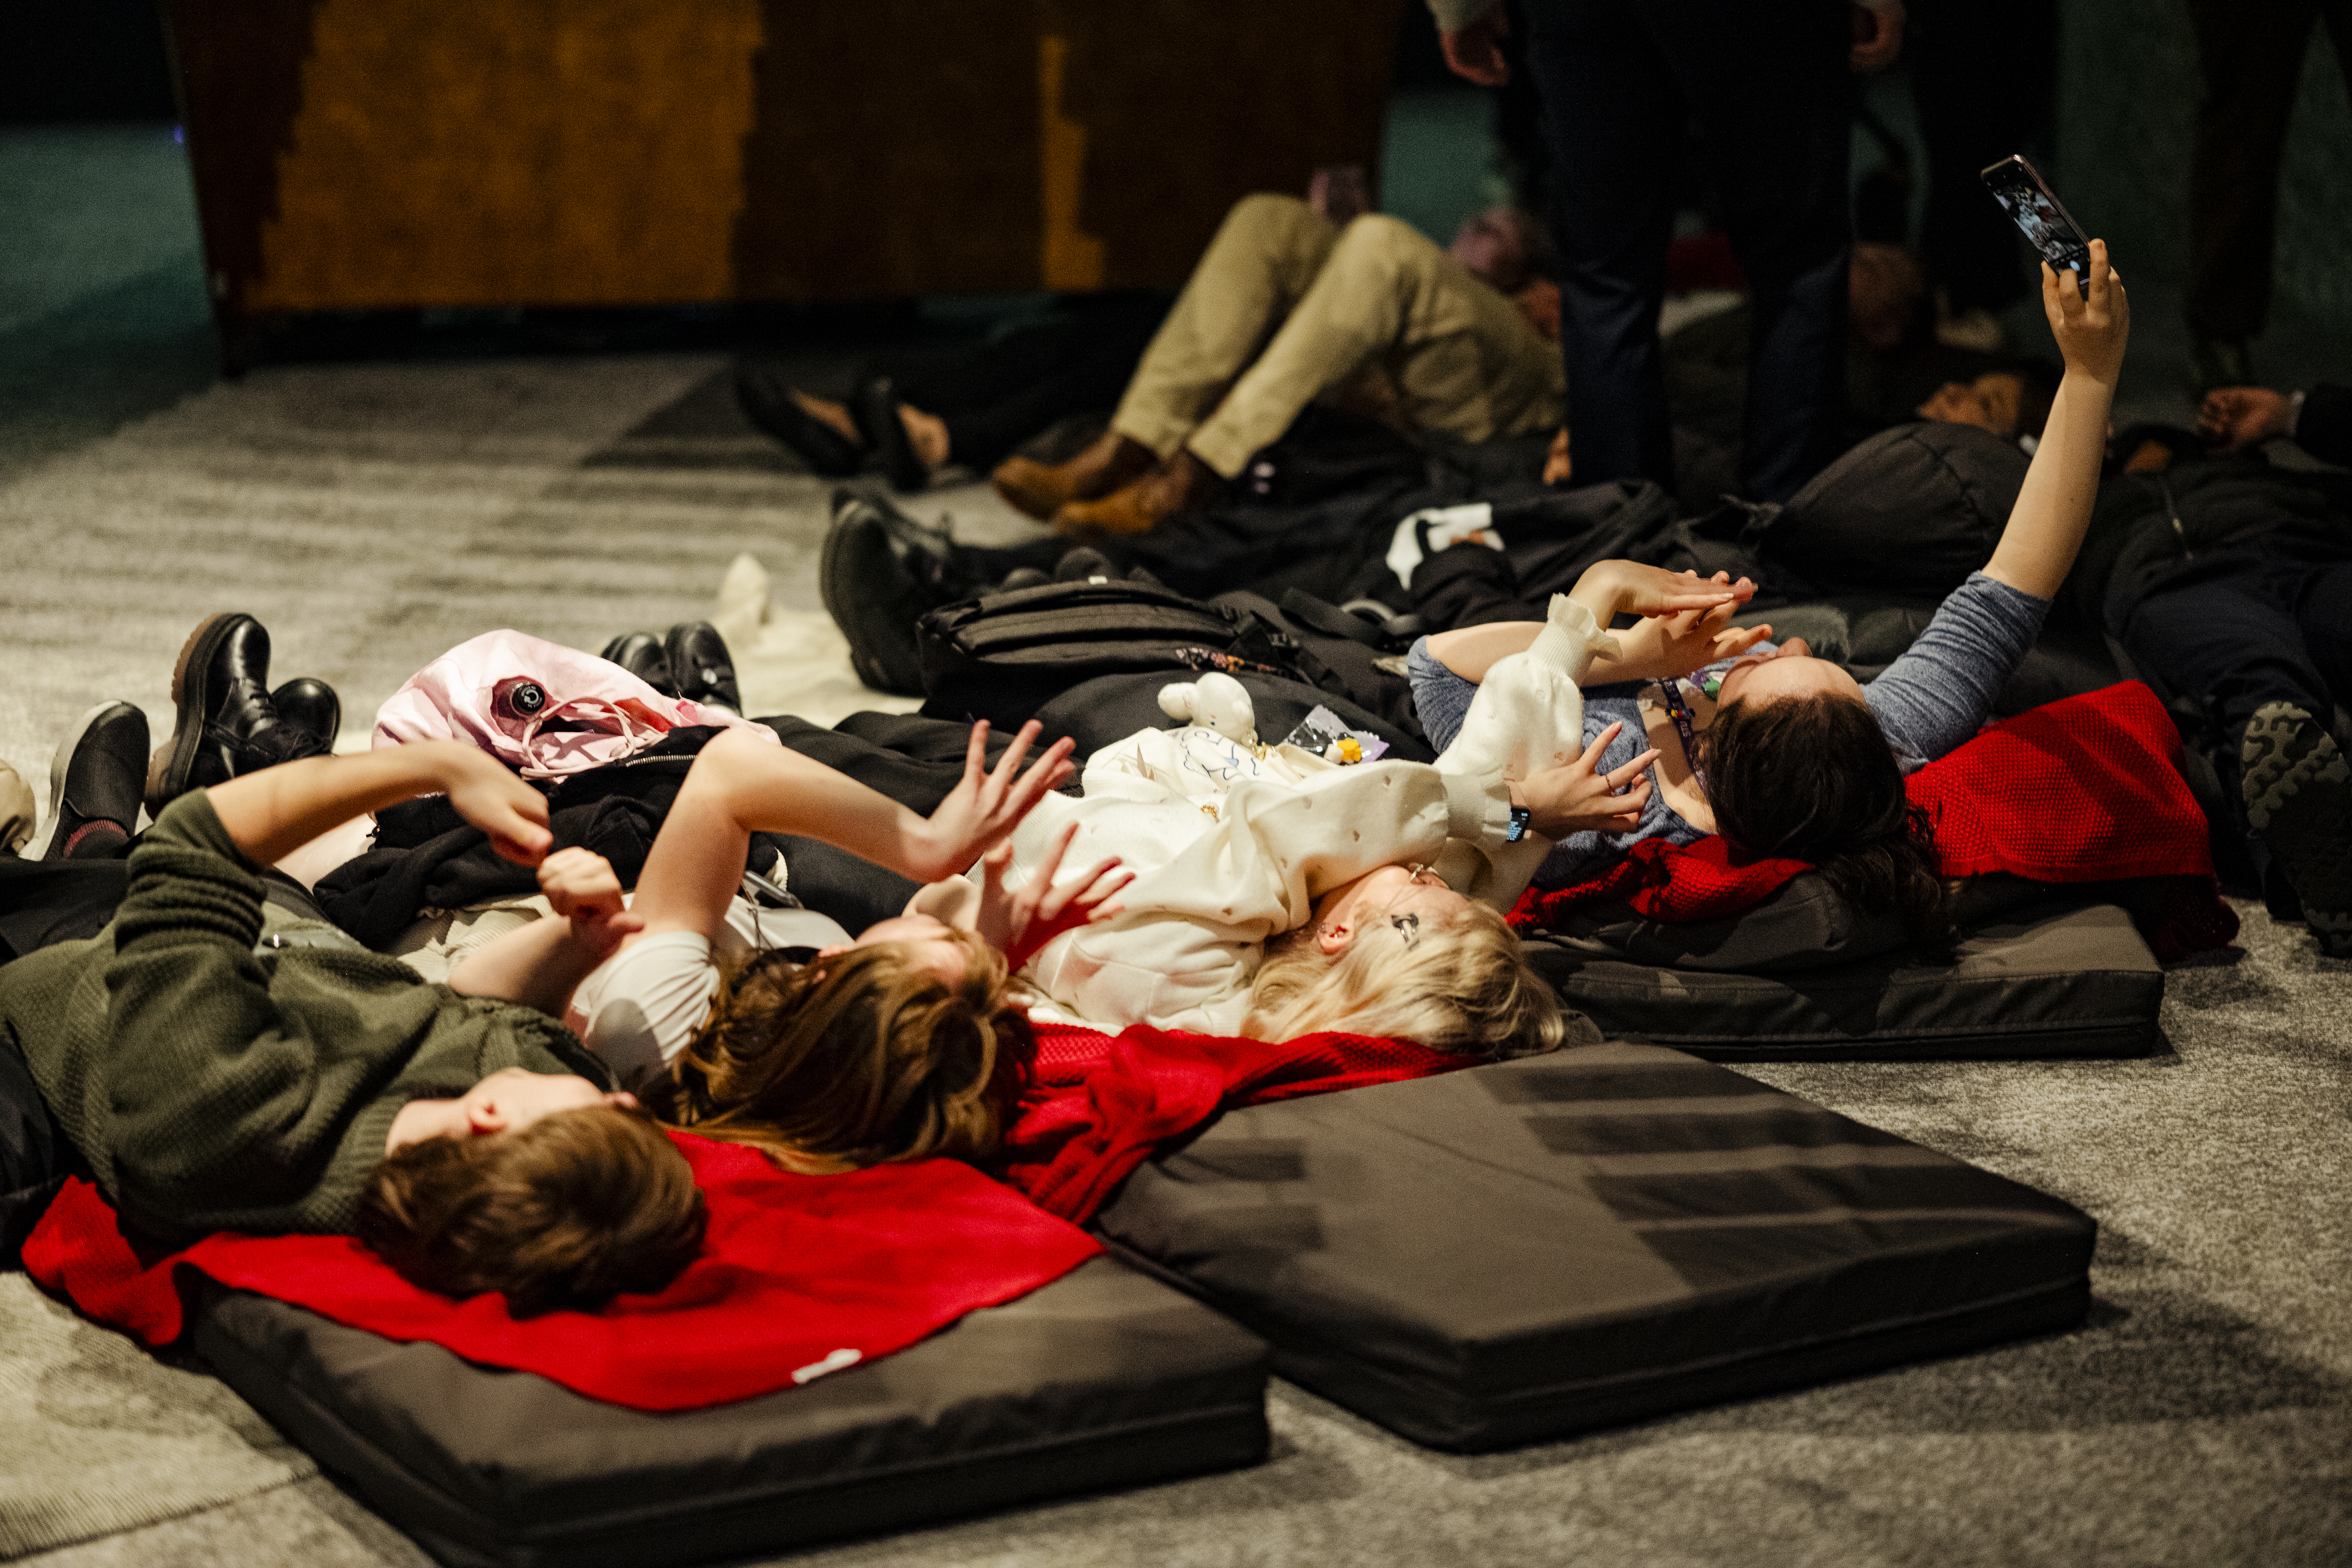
1006, 594, 1608, 1035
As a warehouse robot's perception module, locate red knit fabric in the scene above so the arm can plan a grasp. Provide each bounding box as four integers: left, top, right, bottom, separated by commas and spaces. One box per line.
1511, 683, 2235, 958
21, 1131, 1100, 1412
999, 1022, 1470, 1222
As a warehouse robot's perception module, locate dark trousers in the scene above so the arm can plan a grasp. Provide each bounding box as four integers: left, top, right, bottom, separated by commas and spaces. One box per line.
890, 293, 1170, 472
2120, 544, 2352, 798
1908, 0, 2057, 315
1521, 0, 1853, 503
2186, 0, 2352, 343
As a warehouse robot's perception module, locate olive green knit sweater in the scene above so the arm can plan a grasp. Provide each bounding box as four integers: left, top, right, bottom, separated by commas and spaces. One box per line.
0, 792, 607, 1243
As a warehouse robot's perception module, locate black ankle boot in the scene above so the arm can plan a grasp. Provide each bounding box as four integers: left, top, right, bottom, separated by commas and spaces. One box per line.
145, 613, 329, 813
599, 631, 678, 697
45, 701, 148, 861
272, 677, 343, 752
665, 622, 742, 714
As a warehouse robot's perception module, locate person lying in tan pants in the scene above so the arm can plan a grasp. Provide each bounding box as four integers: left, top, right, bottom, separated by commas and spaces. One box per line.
996, 193, 1564, 535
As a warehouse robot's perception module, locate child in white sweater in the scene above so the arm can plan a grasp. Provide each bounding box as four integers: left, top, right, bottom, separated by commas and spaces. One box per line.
989, 563, 1738, 1051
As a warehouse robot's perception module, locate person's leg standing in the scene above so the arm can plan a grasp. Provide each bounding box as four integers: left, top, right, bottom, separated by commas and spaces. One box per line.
1909, 0, 2056, 319
2184, 0, 2318, 379
1519, 0, 1684, 490
1660, 0, 1853, 503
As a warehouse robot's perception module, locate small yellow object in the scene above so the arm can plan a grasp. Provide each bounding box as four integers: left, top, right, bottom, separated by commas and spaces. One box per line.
1334, 736, 1363, 764
1200, 803, 1220, 821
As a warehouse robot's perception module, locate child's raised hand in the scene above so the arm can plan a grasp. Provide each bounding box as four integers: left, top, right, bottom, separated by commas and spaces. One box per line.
906, 720, 1078, 883
1516, 721, 1660, 839
538, 846, 642, 962
973, 822, 1132, 971
2043, 237, 2128, 387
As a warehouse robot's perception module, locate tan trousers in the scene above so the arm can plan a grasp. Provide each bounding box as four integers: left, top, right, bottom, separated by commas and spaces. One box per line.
1112, 193, 1565, 479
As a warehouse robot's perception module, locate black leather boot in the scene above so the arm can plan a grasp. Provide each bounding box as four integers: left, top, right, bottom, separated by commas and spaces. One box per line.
145, 613, 329, 813
599, 631, 678, 697
272, 677, 343, 752
820, 491, 971, 696
45, 700, 149, 860
665, 621, 742, 714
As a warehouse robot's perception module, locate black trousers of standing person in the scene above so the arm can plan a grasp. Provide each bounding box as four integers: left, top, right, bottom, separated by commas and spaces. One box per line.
1519, 0, 1853, 504
1908, 0, 2057, 316
2185, 0, 2351, 346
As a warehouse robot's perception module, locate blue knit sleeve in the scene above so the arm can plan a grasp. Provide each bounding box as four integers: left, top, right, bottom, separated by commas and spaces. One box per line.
1863, 572, 2050, 770
1407, 635, 1483, 754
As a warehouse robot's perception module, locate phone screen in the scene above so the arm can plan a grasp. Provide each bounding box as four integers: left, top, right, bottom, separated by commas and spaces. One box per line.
1981, 155, 2092, 294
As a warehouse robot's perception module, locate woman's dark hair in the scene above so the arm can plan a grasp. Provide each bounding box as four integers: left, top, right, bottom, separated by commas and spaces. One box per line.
1698, 692, 1957, 958
648, 939, 1034, 1172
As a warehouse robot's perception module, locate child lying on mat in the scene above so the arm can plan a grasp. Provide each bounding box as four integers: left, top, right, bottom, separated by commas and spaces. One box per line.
439, 719, 1127, 1173
975, 564, 1744, 1052
0, 714, 1086, 1311
1409, 241, 2131, 956
0, 740, 708, 1315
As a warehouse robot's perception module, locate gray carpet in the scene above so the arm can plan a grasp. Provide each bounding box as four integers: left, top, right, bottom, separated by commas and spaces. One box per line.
1, 350, 2347, 1568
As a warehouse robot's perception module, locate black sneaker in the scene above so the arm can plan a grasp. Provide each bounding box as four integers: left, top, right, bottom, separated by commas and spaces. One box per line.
665, 621, 742, 714
599, 631, 677, 697
272, 677, 342, 752
145, 613, 329, 814
2242, 702, 2352, 957
45, 701, 149, 861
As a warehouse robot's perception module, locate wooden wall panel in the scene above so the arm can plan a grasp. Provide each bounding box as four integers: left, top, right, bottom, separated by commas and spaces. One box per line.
254, 0, 762, 310
164, 0, 1402, 334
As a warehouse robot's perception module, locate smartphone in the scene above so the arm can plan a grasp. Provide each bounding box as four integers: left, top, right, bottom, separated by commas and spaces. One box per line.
1980, 154, 2093, 297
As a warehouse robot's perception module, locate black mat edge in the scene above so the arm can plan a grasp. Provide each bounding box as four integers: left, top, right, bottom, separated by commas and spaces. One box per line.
190, 1291, 1269, 1568
1266, 1274, 2093, 1453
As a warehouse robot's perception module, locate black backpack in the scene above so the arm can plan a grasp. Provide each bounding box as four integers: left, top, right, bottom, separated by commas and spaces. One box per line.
915, 579, 1318, 729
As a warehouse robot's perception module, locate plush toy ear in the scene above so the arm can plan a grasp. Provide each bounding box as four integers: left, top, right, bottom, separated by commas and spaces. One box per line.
1188, 672, 1259, 744
1157, 681, 1200, 722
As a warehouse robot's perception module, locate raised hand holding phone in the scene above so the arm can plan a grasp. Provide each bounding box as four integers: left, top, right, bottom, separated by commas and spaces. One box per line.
1981, 155, 2094, 299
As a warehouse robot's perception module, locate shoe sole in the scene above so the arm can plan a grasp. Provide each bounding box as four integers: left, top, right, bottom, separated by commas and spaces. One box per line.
145, 611, 240, 817
2243, 702, 2352, 956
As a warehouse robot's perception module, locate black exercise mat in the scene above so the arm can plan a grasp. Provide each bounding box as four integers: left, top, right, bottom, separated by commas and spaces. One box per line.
1094, 1043, 2094, 1452
1528, 897, 2163, 1061
189, 1256, 1267, 1568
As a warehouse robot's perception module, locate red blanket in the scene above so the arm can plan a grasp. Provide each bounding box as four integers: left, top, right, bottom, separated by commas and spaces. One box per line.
997, 1022, 1471, 1222
1511, 682, 2237, 959
22, 1132, 1100, 1412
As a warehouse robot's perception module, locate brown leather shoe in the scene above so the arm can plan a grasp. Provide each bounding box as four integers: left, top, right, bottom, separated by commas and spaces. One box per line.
1052, 449, 1220, 536
991, 431, 1157, 520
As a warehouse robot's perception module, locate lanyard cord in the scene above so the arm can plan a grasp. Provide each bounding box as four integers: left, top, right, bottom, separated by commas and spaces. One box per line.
1652, 678, 1707, 793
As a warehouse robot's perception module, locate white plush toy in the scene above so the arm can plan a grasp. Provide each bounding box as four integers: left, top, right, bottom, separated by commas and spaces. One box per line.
1157, 671, 1258, 744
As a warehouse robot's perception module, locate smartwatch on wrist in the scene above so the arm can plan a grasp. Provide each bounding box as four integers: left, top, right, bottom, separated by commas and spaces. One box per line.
1506, 805, 1533, 842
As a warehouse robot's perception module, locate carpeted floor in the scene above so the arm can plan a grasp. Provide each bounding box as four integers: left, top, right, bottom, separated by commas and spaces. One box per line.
0, 347, 2346, 1568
